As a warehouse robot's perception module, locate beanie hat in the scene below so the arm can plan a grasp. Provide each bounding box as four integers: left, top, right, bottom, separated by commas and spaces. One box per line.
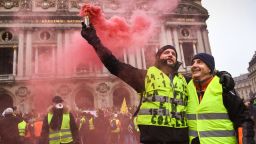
192, 53, 215, 74
52, 96, 64, 103
156, 45, 177, 60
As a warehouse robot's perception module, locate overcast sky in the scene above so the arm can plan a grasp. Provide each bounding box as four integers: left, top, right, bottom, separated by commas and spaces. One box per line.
201, 0, 256, 77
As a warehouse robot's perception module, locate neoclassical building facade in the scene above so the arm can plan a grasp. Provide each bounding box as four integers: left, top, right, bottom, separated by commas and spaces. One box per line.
248, 52, 256, 95
0, 0, 211, 114
234, 51, 256, 100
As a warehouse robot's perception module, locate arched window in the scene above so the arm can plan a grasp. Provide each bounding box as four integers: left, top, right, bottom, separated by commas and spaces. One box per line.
75, 89, 94, 110
0, 93, 13, 114
113, 87, 131, 109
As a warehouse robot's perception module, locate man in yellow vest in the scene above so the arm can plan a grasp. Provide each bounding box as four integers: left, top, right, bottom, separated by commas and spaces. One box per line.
187, 53, 255, 144
39, 96, 80, 144
109, 113, 121, 144
79, 111, 95, 144
80, 21, 235, 144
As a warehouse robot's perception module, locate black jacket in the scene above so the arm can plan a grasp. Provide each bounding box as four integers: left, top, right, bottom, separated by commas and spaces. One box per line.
90, 43, 188, 143
223, 90, 255, 144
0, 114, 22, 144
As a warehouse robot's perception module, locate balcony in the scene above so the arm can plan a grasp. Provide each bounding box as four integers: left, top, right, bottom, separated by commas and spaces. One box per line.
0, 74, 15, 83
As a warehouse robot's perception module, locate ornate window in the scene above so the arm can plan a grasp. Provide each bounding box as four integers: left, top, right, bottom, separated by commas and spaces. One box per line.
181, 28, 190, 37
2, 31, 13, 41
113, 87, 131, 109
39, 31, 51, 41
75, 89, 94, 110
0, 47, 14, 75
182, 42, 194, 66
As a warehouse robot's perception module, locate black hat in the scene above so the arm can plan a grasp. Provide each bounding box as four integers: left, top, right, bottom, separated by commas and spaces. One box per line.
52, 96, 63, 103
192, 53, 215, 74
156, 45, 177, 60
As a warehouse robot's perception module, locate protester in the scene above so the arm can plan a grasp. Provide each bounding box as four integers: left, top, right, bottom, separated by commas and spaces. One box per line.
0, 107, 23, 144
80, 22, 235, 144
187, 53, 255, 144
39, 96, 80, 144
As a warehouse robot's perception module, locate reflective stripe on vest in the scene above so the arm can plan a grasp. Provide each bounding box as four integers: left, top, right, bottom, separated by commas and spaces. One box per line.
139, 109, 185, 119
48, 113, 73, 144
187, 76, 236, 144
187, 113, 229, 120
137, 66, 188, 128
189, 129, 236, 137
18, 120, 27, 136
143, 95, 186, 105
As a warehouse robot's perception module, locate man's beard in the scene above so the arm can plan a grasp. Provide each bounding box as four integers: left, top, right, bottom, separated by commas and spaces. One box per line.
158, 59, 176, 68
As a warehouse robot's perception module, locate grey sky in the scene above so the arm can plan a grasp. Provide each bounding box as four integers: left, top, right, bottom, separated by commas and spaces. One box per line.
202, 0, 256, 77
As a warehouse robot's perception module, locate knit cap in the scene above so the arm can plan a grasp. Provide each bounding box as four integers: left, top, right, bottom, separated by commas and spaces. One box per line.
156, 45, 177, 60
192, 53, 215, 74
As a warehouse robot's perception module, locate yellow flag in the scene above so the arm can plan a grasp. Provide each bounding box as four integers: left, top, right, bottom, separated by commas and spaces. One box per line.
120, 97, 128, 114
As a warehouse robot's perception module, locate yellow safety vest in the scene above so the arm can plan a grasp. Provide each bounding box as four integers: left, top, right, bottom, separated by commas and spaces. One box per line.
79, 116, 86, 130
137, 66, 188, 128
18, 120, 27, 136
88, 117, 95, 130
133, 116, 139, 132
187, 76, 237, 144
48, 113, 73, 144
110, 118, 120, 133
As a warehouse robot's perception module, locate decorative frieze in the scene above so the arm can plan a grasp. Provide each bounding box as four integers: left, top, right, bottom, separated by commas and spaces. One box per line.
175, 3, 208, 15
57, 0, 68, 11
36, 0, 56, 9
20, 0, 32, 11
70, 0, 80, 9
0, 0, 19, 9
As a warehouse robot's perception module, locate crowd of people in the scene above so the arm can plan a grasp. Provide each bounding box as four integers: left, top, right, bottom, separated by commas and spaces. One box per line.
0, 97, 141, 144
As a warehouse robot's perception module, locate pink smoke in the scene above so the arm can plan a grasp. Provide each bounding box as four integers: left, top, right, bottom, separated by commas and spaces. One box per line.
12, 1, 179, 115
79, 4, 155, 56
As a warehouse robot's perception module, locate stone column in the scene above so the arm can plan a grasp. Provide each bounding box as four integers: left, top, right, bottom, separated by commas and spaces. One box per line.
35, 46, 38, 74
193, 42, 197, 54
64, 30, 70, 75
25, 30, 32, 77
12, 46, 17, 75
179, 42, 186, 68
166, 27, 174, 46
128, 49, 136, 67
159, 25, 167, 46
196, 27, 205, 53
202, 29, 211, 54
52, 45, 56, 74
57, 29, 64, 75
173, 27, 182, 62
141, 48, 146, 69
136, 48, 142, 69
123, 49, 128, 64
17, 30, 24, 77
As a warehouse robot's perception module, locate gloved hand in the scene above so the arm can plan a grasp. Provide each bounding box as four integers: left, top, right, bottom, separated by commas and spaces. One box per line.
216, 71, 235, 92
81, 22, 101, 45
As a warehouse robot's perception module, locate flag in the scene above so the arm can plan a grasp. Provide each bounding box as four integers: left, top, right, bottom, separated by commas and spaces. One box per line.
120, 97, 128, 114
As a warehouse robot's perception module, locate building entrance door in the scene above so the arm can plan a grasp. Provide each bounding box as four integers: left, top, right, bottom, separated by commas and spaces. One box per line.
0, 93, 13, 114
